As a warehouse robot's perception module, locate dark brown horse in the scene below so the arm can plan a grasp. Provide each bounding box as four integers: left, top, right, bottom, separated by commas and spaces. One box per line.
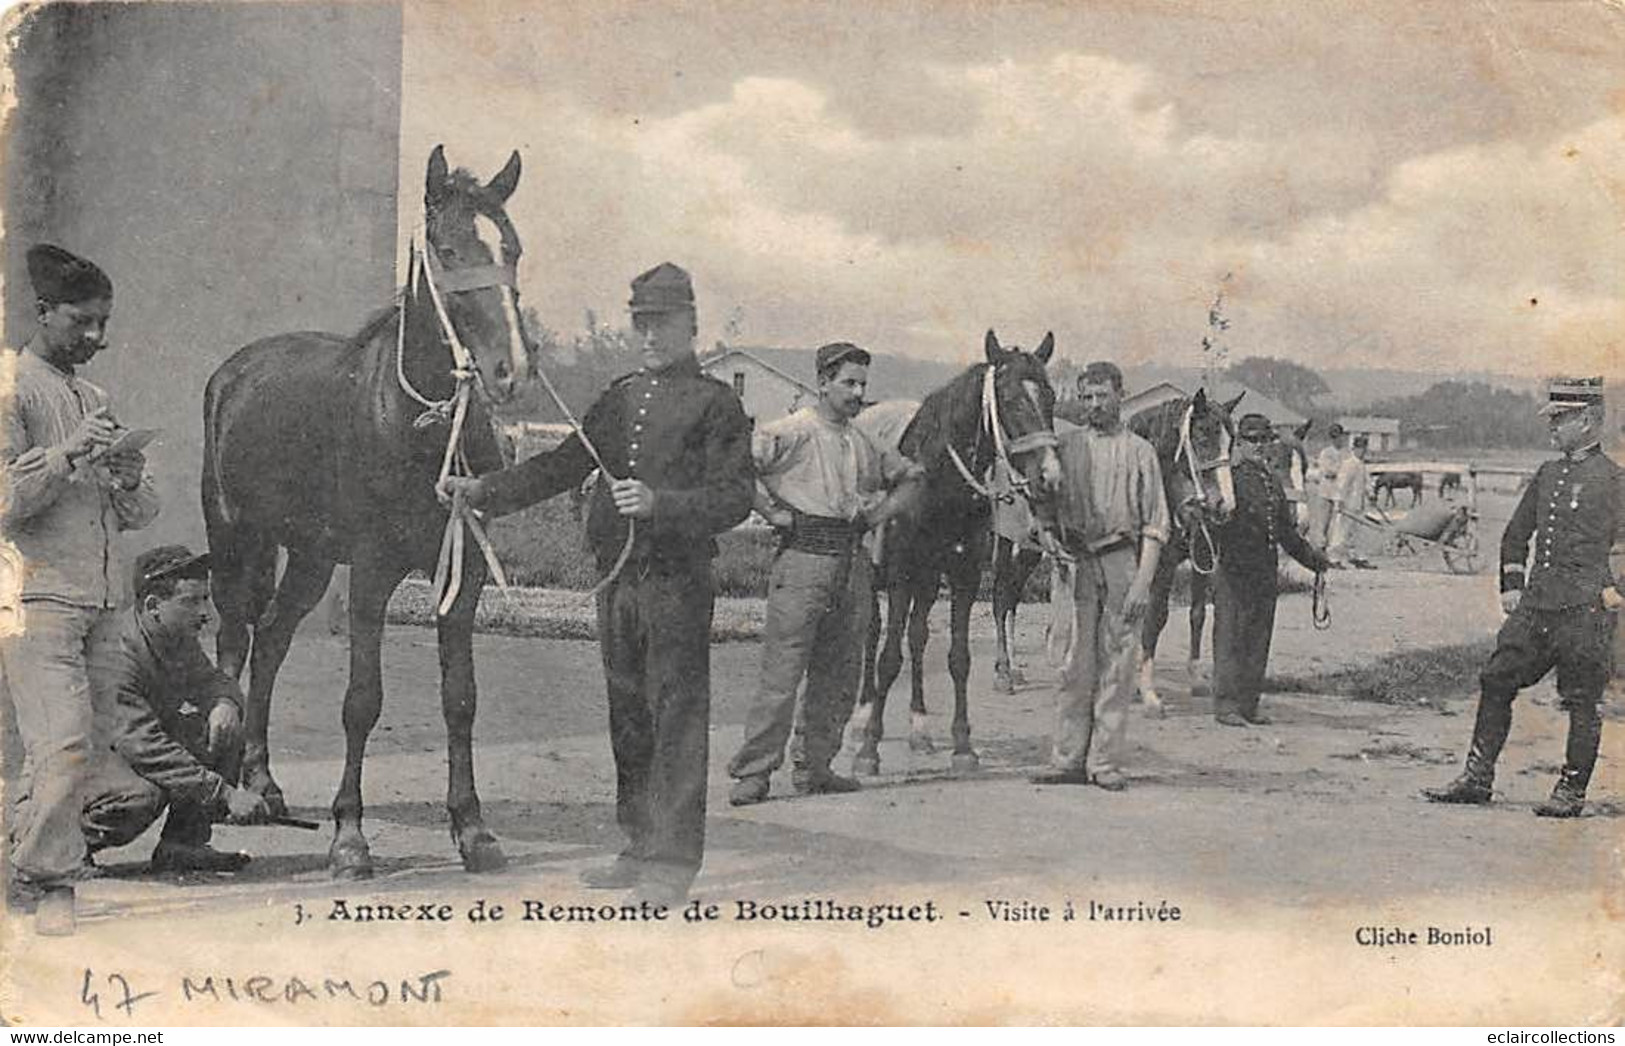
851, 331, 1060, 776
1129, 389, 1240, 715
203, 146, 532, 877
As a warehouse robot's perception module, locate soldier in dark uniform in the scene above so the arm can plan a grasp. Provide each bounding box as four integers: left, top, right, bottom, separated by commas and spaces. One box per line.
440, 263, 754, 901
1211, 413, 1333, 727
1425, 378, 1622, 818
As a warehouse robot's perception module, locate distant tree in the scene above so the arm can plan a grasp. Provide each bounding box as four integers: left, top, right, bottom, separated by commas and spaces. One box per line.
1225, 356, 1331, 414
1362, 381, 1546, 450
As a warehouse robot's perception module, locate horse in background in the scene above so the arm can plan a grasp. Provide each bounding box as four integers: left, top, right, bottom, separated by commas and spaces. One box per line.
1129, 389, 1242, 716
203, 146, 532, 878
1375, 470, 1425, 508
851, 332, 1061, 776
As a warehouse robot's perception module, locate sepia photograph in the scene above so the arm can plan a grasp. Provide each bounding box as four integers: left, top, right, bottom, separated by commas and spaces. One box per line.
0, 0, 1621, 1027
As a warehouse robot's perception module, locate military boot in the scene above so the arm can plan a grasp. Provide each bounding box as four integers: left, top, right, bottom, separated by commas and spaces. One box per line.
1534, 705, 1601, 819
1423, 692, 1512, 804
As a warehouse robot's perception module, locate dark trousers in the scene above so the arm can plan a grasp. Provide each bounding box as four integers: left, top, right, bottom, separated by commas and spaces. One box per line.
1212, 566, 1277, 718
596, 567, 714, 886
82, 713, 242, 853
1467, 604, 1612, 788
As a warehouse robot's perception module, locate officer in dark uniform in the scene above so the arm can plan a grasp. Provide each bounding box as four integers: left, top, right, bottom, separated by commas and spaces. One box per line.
1211, 413, 1333, 727
440, 263, 754, 900
1425, 377, 1623, 818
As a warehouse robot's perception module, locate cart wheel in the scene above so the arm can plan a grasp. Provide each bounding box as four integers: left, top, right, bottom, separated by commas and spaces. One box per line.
1443, 527, 1479, 574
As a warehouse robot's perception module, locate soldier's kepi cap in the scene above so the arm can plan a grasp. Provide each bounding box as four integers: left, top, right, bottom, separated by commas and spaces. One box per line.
628, 262, 694, 315
815, 341, 871, 376
1537, 376, 1604, 416
1236, 412, 1275, 442
27, 243, 112, 305
134, 545, 211, 599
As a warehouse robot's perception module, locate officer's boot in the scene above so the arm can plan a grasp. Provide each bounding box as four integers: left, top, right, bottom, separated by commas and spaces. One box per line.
1534, 704, 1601, 819
1423, 691, 1512, 804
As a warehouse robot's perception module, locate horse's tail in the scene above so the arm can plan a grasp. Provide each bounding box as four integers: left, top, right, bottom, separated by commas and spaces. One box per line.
202, 362, 278, 632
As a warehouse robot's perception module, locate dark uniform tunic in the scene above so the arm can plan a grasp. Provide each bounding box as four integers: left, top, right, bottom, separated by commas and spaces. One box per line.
1485, 444, 1624, 710
1211, 457, 1330, 719
479, 355, 753, 883
82, 608, 246, 853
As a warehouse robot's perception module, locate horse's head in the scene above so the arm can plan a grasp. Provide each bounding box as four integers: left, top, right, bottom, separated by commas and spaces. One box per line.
420, 144, 533, 404
983, 329, 1061, 498
1168, 387, 1242, 528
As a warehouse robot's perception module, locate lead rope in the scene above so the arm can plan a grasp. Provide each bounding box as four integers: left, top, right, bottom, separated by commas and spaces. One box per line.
1311, 569, 1332, 630
403, 237, 512, 617
1177, 407, 1220, 576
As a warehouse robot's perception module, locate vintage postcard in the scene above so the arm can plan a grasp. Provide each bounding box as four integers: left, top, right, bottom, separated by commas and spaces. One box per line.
1, 0, 1621, 1027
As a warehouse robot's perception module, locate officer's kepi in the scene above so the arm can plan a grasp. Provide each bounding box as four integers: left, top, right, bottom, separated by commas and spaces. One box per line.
1538, 376, 1603, 416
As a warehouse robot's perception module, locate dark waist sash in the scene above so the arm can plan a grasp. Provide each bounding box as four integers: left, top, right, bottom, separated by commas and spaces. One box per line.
784, 511, 864, 556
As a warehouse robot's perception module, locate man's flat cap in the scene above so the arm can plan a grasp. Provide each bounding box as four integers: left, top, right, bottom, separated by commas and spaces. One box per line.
815, 342, 871, 375
134, 545, 211, 597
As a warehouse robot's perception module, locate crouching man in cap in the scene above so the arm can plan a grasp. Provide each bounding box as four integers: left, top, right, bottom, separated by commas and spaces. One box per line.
1425, 378, 1622, 817
1211, 414, 1333, 727
1, 244, 159, 935
81, 547, 270, 873
439, 263, 753, 903
727, 342, 921, 806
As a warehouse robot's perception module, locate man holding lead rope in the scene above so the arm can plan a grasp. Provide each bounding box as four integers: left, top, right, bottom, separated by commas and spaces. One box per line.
439, 263, 753, 904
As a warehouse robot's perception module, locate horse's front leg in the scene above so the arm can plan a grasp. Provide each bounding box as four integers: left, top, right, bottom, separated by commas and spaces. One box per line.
946, 571, 978, 773
1136, 550, 1177, 718
906, 582, 937, 755
439, 560, 506, 873
330, 555, 406, 880
1188, 569, 1212, 695
855, 585, 907, 776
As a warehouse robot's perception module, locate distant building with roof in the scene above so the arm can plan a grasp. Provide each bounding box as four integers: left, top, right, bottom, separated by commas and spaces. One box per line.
1337, 415, 1402, 453
698, 345, 817, 424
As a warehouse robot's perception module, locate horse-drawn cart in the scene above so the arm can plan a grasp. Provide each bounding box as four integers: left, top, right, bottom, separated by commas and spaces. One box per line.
1356, 462, 1481, 573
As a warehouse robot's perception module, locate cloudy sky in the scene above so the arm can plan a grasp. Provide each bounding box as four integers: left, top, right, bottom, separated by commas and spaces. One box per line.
400, 0, 1623, 377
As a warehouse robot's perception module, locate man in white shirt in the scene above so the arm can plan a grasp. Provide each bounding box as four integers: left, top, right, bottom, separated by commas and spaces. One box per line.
1306, 423, 1345, 552
728, 343, 919, 805
1328, 435, 1372, 568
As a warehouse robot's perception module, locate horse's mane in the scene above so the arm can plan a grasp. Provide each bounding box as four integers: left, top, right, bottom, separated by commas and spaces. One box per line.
1127, 397, 1187, 464
899, 362, 987, 469
352, 302, 402, 347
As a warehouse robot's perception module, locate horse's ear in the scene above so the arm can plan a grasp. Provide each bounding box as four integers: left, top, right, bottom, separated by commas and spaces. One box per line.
1294, 419, 1312, 441
1221, 390, 1246, 415
1035, 331, 1054, 364
984, 330, 1003, 362
426, 145, 449, 203
1192, 387, 1209, 411
486, 150, 522, 202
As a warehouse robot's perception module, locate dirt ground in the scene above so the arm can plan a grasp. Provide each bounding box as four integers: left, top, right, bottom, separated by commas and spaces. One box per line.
5, 563, 1622, 1024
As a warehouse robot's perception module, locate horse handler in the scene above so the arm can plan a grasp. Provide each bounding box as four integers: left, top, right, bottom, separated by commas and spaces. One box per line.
84, 546, 269, 871
1425, 378, 1622, 818
1211, 414, 1333, 727
441, 263, 753, 903
727, 343, 919, 806
1032, 362, 1167, 792
1, 245, 159, 935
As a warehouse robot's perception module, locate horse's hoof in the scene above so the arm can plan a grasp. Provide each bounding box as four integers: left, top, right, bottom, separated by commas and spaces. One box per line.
329, 843, 374, 880
950, 751, 981, 774
1143, 700, 1167, 720
1008, 668, 1028, 687
852, 752, 881, 777
908, 733, 936, 754
460, 835, 507, 874
992, 672, 1016, 695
